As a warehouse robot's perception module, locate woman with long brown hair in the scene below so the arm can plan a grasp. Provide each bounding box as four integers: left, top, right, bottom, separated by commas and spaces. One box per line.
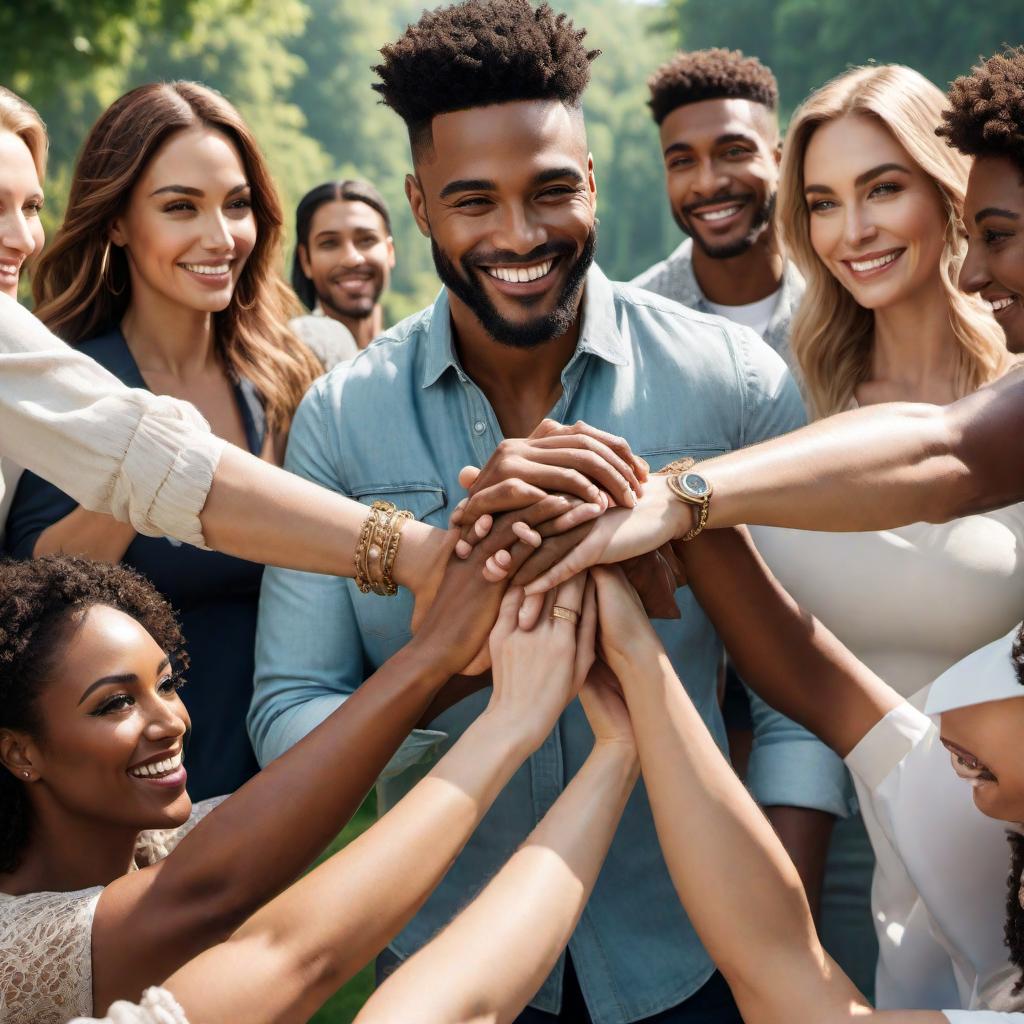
6, 81, 326, 797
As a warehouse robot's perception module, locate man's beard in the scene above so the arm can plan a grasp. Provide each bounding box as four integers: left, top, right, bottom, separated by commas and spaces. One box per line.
316, 272, 384, 322
431, 227, 597, 349
674, 193, 775, 260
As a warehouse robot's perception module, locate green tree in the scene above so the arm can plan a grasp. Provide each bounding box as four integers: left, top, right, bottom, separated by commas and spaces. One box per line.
664, 0, 1024, 116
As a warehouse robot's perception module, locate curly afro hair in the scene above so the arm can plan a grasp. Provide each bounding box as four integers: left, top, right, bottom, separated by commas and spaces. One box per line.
647, 48, 778, 126
372, 0, 600, 150
937, 48, 1024, 174
0, 556, 187, 873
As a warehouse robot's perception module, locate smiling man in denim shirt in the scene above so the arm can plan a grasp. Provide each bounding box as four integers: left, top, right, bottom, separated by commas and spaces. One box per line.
249, 2, 849, 1022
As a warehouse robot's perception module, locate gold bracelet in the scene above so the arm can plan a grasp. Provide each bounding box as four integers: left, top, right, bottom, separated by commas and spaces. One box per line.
379, 508, 413, 596
354, 501, 413, 596
655, 456, 696, 477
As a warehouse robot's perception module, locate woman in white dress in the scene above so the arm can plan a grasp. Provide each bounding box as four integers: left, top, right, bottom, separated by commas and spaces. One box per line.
737, 63, 1018, 1003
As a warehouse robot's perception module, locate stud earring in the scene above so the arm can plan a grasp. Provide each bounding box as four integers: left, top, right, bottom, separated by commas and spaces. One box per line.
21, 770, 30, 779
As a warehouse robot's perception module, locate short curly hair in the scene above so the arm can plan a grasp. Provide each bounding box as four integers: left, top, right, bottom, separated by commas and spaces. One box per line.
648, 48, 778, 126
0, 556, 187, 873
372, 0, 600, 151
937, 48, 1024, 174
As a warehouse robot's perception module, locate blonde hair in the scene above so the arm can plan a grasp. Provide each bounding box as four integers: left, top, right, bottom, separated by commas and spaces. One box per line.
777, 64, 1006, 418
0, 87, 47, 178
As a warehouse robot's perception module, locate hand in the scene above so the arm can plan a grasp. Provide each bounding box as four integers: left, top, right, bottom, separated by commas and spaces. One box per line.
519, 475, 694, 597
487, 574, 597, 749
590, 566, 666, 675
579, 659, 636, 750
411, 509, 561, 676
450, 419, 649, 546
620, 550, 680, 620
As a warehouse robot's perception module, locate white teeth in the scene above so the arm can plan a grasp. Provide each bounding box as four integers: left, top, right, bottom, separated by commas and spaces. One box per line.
129, 751, 182, 778
486, 259, 554, 284
849, 252, 900, 272
990, 297, 1015, 312
181, 263, 230, 276
696, 205, 741, 222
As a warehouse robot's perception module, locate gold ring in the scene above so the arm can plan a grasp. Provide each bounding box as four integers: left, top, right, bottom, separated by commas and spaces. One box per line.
551, 606, 580, 625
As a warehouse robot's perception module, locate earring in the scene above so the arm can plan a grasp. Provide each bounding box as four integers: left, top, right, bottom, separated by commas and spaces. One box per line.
100, 241, 126, 297
21, 770, 30, 779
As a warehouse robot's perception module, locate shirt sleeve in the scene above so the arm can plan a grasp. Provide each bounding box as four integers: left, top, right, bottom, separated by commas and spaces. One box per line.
943, 1013, 1024, 1022
248, 383, 446, 774
0, 295, 224, 547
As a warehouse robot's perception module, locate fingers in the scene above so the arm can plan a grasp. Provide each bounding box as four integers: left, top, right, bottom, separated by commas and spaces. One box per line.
517, 591, 547, 630
489, 586, 525, 654
455, 479, 550, 541
529, 434, 642, 499
510, 447, 636, 509
516, 523, 597, 591
573, 575, 598, 690
529, 418, 649, 483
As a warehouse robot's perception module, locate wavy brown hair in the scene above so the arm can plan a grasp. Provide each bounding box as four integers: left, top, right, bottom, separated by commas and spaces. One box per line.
777, 65, 1007, 419
0, 86, 47, 178
33, 81, 320, 433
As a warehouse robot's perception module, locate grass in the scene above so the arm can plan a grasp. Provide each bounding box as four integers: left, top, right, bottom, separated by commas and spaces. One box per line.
307, 792, 378, 1024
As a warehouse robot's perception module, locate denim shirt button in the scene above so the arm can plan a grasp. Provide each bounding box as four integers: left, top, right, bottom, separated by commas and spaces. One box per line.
473, 420, 486, 434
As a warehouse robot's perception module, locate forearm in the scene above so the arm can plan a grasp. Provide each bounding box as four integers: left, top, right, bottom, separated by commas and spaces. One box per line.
165, 639, 454, 931
33, 506, 137, 561
356, 742, 638, 1024
680, 527, 899, 756
199, 444, 446, 580
166, 709, 537, 1024
616, 650, 860, 1022
763, 806, 834, 921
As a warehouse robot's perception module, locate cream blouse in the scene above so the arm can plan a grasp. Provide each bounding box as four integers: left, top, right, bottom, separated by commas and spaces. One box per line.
0, 294, 224, 547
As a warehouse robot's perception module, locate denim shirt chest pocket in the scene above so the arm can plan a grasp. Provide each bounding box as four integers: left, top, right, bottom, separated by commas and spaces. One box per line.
345, 481, 447, 646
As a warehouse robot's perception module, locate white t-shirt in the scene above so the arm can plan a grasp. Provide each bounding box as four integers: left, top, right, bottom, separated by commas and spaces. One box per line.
846, 703, 1019, 1015
705, 287, 780, 340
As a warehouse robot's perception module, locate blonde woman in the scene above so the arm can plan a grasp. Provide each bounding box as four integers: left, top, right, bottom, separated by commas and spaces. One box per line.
742, 64, 1021, 1006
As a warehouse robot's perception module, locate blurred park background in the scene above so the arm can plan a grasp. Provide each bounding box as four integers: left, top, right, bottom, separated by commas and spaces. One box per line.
3, 0, 1021, 1019
4, 0, 1023, 322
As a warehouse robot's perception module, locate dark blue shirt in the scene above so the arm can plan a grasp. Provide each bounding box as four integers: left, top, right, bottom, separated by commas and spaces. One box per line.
5, 328, 266, 800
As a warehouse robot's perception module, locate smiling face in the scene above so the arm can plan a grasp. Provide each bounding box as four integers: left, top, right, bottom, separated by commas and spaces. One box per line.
0, 130, 45, 299
659, 97, 779, 259
959, 155, 1024, 352
406, 99, 597, 349
298, 199, 394, 321
13, 604, 192, 834
803, 114, 949, 311
941, 696, 1024, 822
109, 126, 257, 315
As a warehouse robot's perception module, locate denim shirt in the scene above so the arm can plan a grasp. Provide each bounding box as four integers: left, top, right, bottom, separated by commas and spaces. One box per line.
250, 266, 849, 1024
631, 237, 805, 375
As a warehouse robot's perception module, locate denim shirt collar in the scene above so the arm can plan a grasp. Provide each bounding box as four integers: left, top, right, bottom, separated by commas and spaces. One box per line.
420, 265, 629, 389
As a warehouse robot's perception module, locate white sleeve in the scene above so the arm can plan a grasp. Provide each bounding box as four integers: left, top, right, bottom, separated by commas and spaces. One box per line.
0, 295, 224, 547
68, 987, 190, 1024
944, 1012, 1024, 1022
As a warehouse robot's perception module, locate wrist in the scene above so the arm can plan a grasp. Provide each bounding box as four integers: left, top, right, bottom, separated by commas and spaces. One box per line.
473, 704, 538, 760
393, 521, 450, 592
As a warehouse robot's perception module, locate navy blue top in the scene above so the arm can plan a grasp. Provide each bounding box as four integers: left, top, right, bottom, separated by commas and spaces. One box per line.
5, 328, 266, 800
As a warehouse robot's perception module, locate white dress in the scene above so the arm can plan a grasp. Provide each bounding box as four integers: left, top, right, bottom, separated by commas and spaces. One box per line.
0, 798, 223, 1024
752, 507, 1024, 1008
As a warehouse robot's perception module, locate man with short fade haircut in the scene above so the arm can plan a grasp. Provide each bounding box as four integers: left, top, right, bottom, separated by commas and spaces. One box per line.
250, 4, 848, 1022
633, 48, 802, 369
938, 46, 1024, 352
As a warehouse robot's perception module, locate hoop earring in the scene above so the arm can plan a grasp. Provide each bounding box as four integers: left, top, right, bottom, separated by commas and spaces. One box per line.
100, 241, 126, 297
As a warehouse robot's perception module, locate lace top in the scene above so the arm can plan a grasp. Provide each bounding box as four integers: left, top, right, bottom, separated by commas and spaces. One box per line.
0, 798, 224, 1024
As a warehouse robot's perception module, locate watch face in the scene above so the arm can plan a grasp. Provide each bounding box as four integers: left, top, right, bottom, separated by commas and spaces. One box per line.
681, 472, 710, 498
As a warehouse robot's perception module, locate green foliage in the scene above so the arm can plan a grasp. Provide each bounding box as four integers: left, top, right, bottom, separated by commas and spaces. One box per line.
664, 0, 1024, 117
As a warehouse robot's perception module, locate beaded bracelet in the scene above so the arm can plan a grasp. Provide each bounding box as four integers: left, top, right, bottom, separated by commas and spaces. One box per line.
354, 500, 414, 596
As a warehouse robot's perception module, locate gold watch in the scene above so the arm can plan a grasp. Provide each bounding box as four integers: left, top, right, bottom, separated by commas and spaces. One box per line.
665, 461, 713, 541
